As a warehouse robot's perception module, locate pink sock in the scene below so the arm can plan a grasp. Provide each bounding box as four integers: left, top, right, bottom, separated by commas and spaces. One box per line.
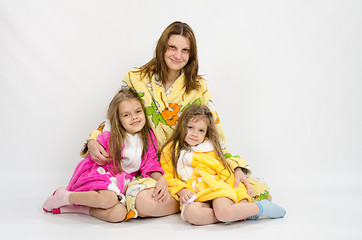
42, 187, 71, 212
53, 205, 90, 215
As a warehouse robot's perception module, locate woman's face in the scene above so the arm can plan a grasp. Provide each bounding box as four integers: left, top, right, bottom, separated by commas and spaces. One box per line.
164, 34, 190, 73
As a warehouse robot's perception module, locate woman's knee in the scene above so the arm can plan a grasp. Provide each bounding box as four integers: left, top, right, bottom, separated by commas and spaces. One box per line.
135, 189, 155, 215
135, 189, 179, 217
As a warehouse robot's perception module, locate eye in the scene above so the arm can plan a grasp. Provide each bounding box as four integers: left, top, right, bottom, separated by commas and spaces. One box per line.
123, 114, 129, 117
168, 45, 176, 50
199, 129, 205, 133
183, 49, 190, 53
187, 126, 193, 130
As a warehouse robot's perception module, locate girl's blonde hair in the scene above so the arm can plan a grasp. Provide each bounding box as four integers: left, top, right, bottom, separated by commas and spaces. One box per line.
162, 104, 232, 179
107, 88, 155, 173
140, 21, 201, 93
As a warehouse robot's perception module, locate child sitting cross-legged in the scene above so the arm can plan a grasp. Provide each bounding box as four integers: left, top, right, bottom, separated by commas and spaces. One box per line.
42, 88, 168, 222
160, 104, 286, 225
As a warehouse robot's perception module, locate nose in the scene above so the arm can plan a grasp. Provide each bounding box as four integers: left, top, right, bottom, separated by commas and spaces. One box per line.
174, 50, 182, 59
190, 129, 197, 137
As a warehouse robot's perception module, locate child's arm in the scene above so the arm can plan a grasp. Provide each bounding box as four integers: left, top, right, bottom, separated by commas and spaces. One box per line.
177, 188, 195, 206
150, 172, 169, 202
160, 144, 190, 201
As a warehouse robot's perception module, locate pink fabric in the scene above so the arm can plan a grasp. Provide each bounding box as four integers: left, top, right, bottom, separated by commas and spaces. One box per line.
67, 130, 163, 194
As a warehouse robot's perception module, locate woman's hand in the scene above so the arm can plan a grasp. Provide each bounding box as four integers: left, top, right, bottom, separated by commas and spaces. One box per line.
151, 175, 169, 202
87, 139, 109, 165
234, 167, 253, 198
177, 188, 195, 206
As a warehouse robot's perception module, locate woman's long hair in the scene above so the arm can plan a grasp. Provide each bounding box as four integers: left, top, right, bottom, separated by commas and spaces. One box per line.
140, 21, 201, 93
161, 104, 232, 179
107, 88, 154, 173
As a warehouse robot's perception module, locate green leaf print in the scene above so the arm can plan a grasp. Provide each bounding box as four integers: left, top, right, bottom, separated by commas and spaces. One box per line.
138, 92, 145, 104
145, 99, 167, 126
181, 98, 202, 112
224, 153, 241, 159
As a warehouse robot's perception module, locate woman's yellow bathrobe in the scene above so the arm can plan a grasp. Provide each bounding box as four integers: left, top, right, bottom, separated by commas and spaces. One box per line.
160, 140, 251, 205
84, 69, 270, 201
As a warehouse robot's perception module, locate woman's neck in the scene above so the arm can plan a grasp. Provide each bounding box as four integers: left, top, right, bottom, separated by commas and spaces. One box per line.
164, 69, 181, 91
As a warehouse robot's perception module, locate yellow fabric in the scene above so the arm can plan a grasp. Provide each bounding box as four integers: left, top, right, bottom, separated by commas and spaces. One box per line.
89, 129, 101, 141
160, 142, 251, 205
84, 68, 250, 173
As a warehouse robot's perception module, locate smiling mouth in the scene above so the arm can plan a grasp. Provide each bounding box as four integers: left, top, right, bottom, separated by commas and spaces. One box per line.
171, 59, 182, 64
131, 120, 141, 126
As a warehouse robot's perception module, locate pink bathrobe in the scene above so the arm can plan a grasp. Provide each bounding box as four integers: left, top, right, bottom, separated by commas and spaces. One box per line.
67, 130, 163, 196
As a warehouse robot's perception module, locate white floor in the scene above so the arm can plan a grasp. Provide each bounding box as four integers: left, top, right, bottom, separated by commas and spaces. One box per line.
1, 180, 361, 240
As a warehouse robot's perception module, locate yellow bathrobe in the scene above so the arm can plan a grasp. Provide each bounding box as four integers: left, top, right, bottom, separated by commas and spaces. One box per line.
160, 140, 251, 204
84, 69, 270, 202
86, 69, 248, 169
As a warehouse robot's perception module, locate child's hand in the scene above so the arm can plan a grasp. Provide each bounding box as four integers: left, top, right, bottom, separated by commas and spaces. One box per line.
233, 167, 253, 198
177, 189, 195, 206
152, 176, 169, 202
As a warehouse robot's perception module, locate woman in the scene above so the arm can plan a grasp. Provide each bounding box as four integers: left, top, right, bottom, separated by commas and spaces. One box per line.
84, 21, 270, 219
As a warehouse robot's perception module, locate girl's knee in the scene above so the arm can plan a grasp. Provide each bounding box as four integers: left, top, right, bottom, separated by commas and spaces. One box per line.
183, 204, 205, 225
98, 191, 119, 209
213, 206, 234, 223
104, 204, 127, 223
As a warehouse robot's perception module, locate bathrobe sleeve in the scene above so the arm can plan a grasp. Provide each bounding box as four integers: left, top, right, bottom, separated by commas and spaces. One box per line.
160, 143, 189, 201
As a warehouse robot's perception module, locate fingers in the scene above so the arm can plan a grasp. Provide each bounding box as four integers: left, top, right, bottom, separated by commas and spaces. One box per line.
180, 195, 189, 205
157, 189, 168, 202
180, 192, 194, 205
92, 153, 109, 165
242, 179, 252, 197
249, 189, 254, 198
88, 141, 109, 165
152, 185, 168, 202
233, 177, 240, 188
99, 147, 109, 158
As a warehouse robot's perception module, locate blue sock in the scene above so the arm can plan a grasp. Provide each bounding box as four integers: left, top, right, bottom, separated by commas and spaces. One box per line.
247, 200, 286, 220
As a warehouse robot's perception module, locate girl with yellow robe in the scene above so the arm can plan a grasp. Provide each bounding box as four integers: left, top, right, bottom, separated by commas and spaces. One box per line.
160, 105, 286, 225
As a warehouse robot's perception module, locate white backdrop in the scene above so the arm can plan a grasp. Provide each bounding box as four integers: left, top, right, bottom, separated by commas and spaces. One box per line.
1, 0, 361, 200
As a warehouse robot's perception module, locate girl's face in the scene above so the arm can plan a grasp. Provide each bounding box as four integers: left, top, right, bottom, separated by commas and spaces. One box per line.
164, 34, 190, 74
118, 98, 145, 135
185, 117, 208, 146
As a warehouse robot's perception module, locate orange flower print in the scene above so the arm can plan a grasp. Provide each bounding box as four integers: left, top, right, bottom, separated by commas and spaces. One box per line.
161, 103, 181, 126
215, 111, 220, 124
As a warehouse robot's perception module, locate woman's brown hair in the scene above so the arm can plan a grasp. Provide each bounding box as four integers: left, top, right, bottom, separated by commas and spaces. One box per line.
140, 21, 201, 93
